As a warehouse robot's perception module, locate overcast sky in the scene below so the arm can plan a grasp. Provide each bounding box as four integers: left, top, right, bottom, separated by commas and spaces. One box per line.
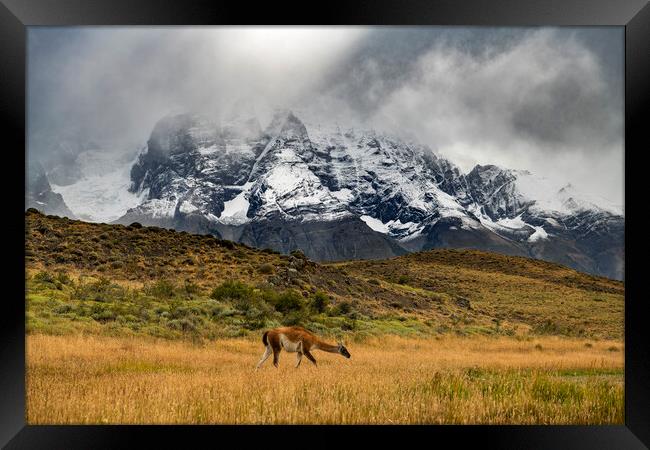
28, 26, 623, 205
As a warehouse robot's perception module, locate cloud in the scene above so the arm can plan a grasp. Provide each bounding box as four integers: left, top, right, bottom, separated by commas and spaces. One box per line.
355, 29, 623, 204
28, 26, 368, 160
28, 27, 623, 205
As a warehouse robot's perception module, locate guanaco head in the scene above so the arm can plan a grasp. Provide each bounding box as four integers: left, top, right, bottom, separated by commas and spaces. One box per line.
337, 341, 351, 359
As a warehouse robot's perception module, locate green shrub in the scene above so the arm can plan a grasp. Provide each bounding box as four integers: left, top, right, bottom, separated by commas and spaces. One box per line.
243, 306, 268, 330
33, 271, 55, 284
397, 275, 410, 285
72, 277, 127, 303
168, 318, 197, 332
91, 308, 116, 323
146, 279, 176, 299
55, 271, 72, 285
258, 263, 274, 274
333, 301, 353, 315
272, 290, 304, 314
182, 280, 201, 297
309, 291, 329, 313
210, 280, 253, 301
220, 240, 235, 250
281, 311, 305, 326
53, 304, 74, 314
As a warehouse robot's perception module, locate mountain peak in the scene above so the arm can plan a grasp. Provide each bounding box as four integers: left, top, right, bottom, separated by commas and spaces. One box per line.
47, 111, 624, 280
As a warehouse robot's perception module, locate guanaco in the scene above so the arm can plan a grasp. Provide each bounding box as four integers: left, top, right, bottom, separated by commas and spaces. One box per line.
256, 326, 351, 368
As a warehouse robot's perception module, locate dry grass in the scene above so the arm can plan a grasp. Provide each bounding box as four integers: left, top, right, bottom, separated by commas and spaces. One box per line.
26, 211, 624, 340
27, 334, 623, 424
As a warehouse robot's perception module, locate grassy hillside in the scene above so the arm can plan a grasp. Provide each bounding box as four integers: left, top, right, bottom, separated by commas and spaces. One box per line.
25, 209, 624, 340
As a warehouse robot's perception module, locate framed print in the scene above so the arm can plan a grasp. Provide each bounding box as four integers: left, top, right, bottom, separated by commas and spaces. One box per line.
2, 0, 649, 448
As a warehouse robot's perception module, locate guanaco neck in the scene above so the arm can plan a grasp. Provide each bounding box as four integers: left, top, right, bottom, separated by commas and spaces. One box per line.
315, 340, 340, 353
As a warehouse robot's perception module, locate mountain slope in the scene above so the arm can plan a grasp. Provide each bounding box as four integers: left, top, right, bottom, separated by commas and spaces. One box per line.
25, 210, 623, 339
35, 109, 623, 279
26, 164, 75, 219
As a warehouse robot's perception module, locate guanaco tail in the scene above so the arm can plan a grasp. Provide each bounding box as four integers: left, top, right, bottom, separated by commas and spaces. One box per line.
256, 326, 351, 369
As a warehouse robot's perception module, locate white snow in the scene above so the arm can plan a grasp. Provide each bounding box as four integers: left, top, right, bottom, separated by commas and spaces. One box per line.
179, 201, 199, 214
51, 150, 145, 223
360, 215, 389, 233
544, 217, 561, 227
144, 197, 177, 219
435, 191, 480, 229
359, 214, 424, 239
198, 145, 220, 155
528, 225, 549, 242
330, 188, 354, 203
514, 171, 623, 216
495, 214, 527, 229
218, 182, 254, 225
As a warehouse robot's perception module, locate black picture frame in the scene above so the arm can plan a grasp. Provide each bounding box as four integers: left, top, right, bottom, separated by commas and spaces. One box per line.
2, 1, 648, 448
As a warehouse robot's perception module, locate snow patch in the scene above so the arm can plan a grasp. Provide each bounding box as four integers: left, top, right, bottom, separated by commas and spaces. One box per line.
544, 217, 561, 227
218, 182, 254, 225
144, 198, 177, 219
330, 188, 354, 203
528, 226, 548, 242
495, 214, 527, 229
514, 171, 623, 216
51, 151, 145, 223
360, 215, 389, 234
198, 145, 220, 155
179, 201, 199, 214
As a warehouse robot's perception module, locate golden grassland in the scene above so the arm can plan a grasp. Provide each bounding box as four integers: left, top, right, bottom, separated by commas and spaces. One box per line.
27, 334, 624, 425
25, 211, 625, 424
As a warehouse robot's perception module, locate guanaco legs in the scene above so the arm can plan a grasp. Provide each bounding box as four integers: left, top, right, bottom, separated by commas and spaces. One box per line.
256, 326, 351, 369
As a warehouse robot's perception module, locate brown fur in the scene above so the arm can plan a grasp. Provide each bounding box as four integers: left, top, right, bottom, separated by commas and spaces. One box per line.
256, 326, 349, 369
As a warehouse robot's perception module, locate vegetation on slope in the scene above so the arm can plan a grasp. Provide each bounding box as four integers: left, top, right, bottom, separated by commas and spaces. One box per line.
25, 209, 624, 340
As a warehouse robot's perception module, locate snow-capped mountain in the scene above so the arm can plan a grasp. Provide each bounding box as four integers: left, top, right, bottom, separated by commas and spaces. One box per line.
38, 109, 624, 279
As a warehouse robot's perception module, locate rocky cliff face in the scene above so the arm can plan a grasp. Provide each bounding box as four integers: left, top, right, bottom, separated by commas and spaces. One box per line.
92, 109, 622, 279
26, 164, 75, 219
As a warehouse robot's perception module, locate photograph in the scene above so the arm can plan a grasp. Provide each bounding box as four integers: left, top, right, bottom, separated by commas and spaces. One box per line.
23, 25, 626, 425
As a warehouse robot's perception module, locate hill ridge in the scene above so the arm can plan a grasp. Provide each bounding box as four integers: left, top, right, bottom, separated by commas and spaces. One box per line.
25, 209, 624, 339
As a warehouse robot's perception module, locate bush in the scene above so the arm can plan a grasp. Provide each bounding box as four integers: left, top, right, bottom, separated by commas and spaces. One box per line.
272, 290, 304, 314
55, 271, 72, 285
72, 277, 127, 303
220, 240, 235, 250
91, 308, 116, 323
281, 311, 305, 326
146, 279, 176, 299
243, 306, 268, 330
258, 263, 274, 274
168, 318, 197, 332
309, 291, 329, 313
397, 275, 410, 285
33, 271, 55, 284
333, 301, 353, 315
182, 280, 201, 297
210, 280, 253, 301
